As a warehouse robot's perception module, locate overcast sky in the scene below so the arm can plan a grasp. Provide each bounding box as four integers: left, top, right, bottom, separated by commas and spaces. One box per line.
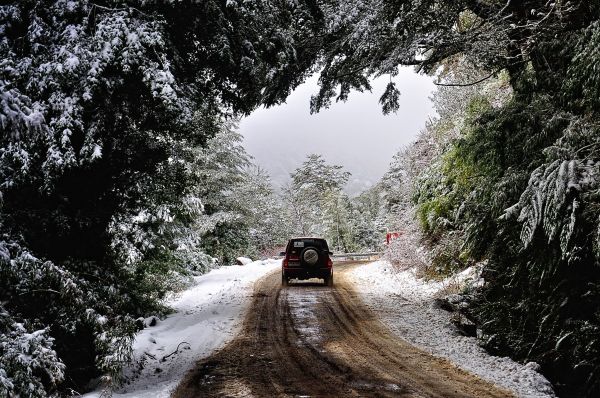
239, 67, 437, 193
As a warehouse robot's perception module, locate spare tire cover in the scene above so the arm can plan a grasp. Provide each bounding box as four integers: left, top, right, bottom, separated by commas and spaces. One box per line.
302, 247, 319, 266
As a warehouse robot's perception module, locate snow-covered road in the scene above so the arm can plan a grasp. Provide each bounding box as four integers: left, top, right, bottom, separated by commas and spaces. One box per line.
84, 259, 281, 398
173, 262, 514, 398
85, 259, 557, 398
349, 261, 557, 398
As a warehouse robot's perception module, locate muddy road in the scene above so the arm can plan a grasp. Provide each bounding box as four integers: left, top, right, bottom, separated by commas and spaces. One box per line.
173, 262, 513, 398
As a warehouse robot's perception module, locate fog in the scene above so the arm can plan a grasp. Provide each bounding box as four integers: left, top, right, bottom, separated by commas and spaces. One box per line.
239, 67, 437, 194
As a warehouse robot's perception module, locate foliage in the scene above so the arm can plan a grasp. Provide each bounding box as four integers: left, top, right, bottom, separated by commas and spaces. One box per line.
0, 240, 134, 396
194, 123, 290, 263
349, 185, 387, 252
332, 1, 600, 394
0, 0, 323, 395
284, 154, 351, 250
313, 0, 595, 112
423, 86, 600, 396
0, 297, 65, 398
443, 47, 599, 398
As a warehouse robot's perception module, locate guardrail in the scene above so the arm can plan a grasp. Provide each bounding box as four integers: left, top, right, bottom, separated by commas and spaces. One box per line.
331, 252, 383, 261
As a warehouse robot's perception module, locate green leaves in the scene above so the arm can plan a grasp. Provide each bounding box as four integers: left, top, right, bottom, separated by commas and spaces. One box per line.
565, 21, 600, 113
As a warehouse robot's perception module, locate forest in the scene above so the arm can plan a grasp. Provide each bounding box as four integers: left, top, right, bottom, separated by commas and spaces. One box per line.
1, 1, 599, 397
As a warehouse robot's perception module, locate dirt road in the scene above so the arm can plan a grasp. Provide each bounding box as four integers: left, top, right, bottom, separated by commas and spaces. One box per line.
173, 262, 513, 398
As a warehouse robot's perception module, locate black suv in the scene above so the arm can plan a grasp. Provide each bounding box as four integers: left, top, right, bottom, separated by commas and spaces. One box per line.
280, 237, 333, 286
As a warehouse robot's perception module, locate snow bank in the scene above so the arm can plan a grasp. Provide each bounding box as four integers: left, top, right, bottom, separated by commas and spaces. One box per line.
349, 261, 556, 398
84, 259, 281, 398
236, 256, 253, 265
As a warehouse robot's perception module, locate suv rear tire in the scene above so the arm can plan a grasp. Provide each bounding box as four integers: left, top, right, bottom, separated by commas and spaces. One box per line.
282, 271, 289, 287
324, 272, 333, 287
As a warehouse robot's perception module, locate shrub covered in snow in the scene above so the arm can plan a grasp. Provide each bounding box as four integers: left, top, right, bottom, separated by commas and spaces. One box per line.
0, 310, 65, 397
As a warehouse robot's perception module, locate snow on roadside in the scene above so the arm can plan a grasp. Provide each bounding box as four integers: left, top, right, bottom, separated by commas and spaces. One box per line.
236, 256, 253, 265
349, 260, 556, 398
84, 259, 281, 398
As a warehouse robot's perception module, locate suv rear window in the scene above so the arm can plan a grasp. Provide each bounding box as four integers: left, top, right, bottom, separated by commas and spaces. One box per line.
287, 238, 329, 256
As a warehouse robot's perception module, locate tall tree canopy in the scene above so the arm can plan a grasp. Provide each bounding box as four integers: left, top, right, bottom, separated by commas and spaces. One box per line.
313, 0, 598, 112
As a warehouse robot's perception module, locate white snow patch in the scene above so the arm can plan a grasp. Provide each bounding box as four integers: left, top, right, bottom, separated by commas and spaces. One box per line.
349, 260, 556, 398
91, 144, 102, 160
84, 259, 281, 398
236, 256, 253, 265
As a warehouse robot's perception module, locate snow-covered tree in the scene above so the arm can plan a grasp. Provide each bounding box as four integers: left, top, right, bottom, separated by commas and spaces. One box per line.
348, 185, 387, 252
322, 190, 353, 252
0, 1, 324, 395
284, 154, 352, 251
237, 166, 291, 255
191, 121, 287, 263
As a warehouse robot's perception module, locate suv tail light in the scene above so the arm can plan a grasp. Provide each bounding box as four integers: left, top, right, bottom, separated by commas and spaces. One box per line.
327, 256, 333, 268
283, 258, 288, 267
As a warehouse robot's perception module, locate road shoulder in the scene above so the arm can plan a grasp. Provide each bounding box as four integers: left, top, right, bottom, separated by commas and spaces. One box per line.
347, 260, 556, 398
83, 260, 281, 398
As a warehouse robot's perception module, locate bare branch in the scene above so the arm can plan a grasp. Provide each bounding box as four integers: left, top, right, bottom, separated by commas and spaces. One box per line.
161, 342, 191, 362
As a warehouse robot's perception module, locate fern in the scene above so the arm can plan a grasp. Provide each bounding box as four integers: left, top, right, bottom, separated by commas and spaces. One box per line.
504, 158, 598, 261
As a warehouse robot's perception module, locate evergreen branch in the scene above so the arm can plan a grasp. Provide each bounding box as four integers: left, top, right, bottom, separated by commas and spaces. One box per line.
434, 69, 502, 87
18, 289, 61, 296
494, 0, 512, 18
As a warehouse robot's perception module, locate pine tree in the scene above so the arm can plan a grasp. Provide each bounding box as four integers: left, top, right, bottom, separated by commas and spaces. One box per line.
284, 154, 352, 251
